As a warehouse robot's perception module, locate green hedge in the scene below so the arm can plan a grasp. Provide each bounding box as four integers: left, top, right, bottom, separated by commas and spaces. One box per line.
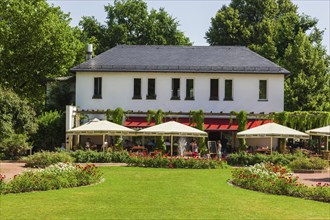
226, 151, 306, 166
289, 157, 329, 170
127, 155, 227, 169
22, 151, 74, 168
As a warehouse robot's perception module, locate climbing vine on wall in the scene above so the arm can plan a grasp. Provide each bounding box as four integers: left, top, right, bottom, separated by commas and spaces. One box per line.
106, 107, 125, 125
268, 111, 330, 131
147, 109, 164, 125
230, 110, 248, 151
105, 107, 126, 150
190, 110, 207, 153
147, 109, 165, 150
190, 110, 205, 131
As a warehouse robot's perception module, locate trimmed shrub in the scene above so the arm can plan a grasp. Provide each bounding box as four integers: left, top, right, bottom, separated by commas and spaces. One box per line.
289, 157, 329, 170
127, 155, 227, 169
70, 150, 112, 163
22, 151, 74, 168
227, 151, 306, 166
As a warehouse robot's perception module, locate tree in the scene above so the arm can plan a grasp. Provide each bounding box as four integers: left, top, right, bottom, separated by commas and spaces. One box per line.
0, 0, 85, 111
206, 0, 329, 111
30, 110, 66, 152
79, 0, 191, 55
281, 31, 330, 111
0, 87, 37, 159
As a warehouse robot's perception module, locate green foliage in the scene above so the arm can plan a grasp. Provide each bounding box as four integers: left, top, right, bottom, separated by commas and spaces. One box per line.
22, 151, 74, 168
127, 155, 227, 169
227, 152, 305, 166
206, 0, 330, 111
0, 87, 37, 140
269, 111, 330, 131
1, 163, 102, 194
79, 0, 191, 55
0, 134, 32, 160
106, 108, 125, 125
46, 78, 75, 111
190, 110, 207, 153
289, 157, 329, 170
147, 109, 165, 150
232, 162, 330, 202
30, 111, 66, 152
230, 110, 248, 151
281, 31, 330, 111
70, 150, 130, 163
0, 0, 85, 110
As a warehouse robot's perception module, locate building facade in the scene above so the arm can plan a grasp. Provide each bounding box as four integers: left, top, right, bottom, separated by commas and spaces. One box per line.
69, 45, 290, 150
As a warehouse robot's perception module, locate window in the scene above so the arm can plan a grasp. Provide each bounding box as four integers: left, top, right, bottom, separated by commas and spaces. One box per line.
210, 79, 219, 100
185, 79, 194, 100
171, 78, 180, 100
93, 77, 102, 99
147, 78, 156, 99
133, 78, 142, 99
259, 80, 267, 100
224, 79, 233, 101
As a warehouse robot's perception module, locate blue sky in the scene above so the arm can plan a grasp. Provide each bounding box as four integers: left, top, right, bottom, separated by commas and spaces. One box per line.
48, 0, 329, 54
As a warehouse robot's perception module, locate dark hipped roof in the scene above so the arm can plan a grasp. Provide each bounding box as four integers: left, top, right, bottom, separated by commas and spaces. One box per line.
71, 45, 290, 75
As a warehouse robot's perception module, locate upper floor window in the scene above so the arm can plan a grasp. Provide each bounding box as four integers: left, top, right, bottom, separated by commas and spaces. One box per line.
133, 78, 142, 99
171, 78, 180, 100
185, 79, 194, 100
224, 79, 233, 101
147, 78, 156, 99
93, 77, 102, 99
210, 79, 219, 100
259, 80, 268, 100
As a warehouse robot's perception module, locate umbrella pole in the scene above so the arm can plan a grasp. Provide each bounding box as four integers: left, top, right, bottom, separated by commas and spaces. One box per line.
270, 137, 273, 154
171, 135, 173, 157
326, 136, 329, 151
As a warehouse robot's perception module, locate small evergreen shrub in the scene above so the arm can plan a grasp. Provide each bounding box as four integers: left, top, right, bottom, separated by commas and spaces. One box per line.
22, 151, 74, 168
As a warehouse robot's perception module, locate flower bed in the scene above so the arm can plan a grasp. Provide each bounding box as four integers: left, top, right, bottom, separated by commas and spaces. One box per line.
0, 163, 103, 194
231, 162, 330, 202
127, 155, 227, 169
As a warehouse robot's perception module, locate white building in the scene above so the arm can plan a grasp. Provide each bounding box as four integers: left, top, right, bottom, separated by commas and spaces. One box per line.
69, 45, 290, 150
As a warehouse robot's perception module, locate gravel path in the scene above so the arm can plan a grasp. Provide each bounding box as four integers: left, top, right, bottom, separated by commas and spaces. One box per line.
1, 162, 329, 186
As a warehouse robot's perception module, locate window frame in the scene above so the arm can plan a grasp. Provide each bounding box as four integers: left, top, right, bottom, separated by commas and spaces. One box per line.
146, 78, 156, 100
258, 79, 268, 101
171, 78, 180, 100
185, 78, 194, 100
132, 78, 142, 99
224, 79, 233, 101
209, 78, 219, 101
92, 77, 102, 99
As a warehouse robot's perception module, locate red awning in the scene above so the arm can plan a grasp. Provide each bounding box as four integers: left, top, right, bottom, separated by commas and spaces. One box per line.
125, 117, 271, 131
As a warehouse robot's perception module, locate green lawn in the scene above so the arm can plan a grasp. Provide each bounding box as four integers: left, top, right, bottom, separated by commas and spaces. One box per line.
1, 167, 329, 219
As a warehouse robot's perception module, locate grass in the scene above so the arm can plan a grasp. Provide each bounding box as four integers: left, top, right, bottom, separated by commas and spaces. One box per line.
1, 167, 329, 219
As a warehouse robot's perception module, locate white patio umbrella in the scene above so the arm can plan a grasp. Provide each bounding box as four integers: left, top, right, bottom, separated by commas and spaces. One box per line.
306, 125, 330, 151
138, 121, 208, 156
237, 122, 309, 154
66, 118, 137, 150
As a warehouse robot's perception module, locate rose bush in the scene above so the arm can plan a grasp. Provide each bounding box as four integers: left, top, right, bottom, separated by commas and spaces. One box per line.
231, 162, 330, 202
1, 163, 103, 194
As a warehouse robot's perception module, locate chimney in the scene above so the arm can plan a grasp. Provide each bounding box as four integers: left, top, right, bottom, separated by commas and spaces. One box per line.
86, 44, 93, 60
